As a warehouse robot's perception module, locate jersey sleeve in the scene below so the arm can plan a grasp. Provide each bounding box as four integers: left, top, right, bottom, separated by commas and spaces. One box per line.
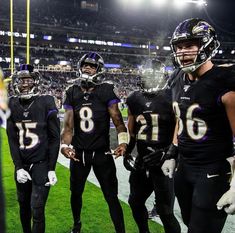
46, 96, 60, 171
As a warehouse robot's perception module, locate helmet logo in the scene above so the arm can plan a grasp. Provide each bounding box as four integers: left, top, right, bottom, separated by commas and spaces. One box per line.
192, 21, 213, 35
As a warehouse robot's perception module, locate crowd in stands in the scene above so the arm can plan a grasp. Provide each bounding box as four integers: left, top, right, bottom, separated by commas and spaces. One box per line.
1, 0, 235, 106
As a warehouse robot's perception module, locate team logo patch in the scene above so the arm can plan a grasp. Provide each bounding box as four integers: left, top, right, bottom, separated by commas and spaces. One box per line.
145, 102, 152, 107
183, 85, 190, 92
23, 111, 29, 117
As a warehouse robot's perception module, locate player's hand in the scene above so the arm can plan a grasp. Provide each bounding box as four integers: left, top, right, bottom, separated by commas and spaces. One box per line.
114, 143, 127, 159
143, 148, 165, 168
45, 171, 57, 186
217, 187, 235, 214
123, 154, 136, 171
16, 168, 32, 183
61, 146, 79, 162
161, 159, 176, 178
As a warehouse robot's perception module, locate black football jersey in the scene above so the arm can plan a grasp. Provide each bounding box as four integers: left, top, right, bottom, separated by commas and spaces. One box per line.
63, 83, 120, 150
170, 65, 235, 165
126, 89, 175, 156
7, 95, 58, 166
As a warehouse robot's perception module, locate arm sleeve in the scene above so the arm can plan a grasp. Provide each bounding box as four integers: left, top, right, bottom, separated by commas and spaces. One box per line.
47, 97, 60, 171
6, 115, 23, 170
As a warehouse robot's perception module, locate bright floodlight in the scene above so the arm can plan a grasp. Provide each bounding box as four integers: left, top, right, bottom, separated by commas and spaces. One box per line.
119, 0, 144, 7
174, 0, 207, 6
173, 0, 187, 8
151, 0, 168, 7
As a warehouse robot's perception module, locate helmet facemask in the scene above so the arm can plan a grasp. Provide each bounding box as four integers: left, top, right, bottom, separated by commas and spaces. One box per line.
139, 59, 168, 93
170, 19, 220, 73
77, 52, 105, 89
12, 70, 40, 99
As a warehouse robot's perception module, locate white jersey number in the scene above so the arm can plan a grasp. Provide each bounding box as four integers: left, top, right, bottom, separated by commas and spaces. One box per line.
136, 114, 159, 141
173, 102, 207, 140
79, 106, 94, 133
16, 122, 39, 149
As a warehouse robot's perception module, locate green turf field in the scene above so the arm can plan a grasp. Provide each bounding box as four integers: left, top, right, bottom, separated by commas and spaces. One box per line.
1, 127, 164, 233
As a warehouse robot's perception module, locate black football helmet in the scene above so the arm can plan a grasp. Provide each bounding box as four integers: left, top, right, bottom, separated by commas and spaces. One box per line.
12, 64, 41, 99
138, 58, 168, 93
77, 52, 105, 88
170, 18, 220, 73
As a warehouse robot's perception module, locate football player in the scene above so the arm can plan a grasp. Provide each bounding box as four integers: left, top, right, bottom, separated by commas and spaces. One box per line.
161, 18, 235, 233
124, 58, 180, 233
6, 64, 60, 233
61, 52, 127, 233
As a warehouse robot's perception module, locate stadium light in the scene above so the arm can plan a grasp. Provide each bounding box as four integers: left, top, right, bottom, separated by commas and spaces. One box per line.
150, 0, 168, 7
173, 0, 207, 6
118, 0, 145, 9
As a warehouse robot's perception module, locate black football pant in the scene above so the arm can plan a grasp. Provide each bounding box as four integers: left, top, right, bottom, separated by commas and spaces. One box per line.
70, 150, 125, 233
15, 161, 50, 233
174, 159, 231, 233
128, 167, 181, 233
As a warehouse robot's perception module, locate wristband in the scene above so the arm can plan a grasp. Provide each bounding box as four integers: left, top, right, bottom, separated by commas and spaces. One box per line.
165, 143, 178, 160
118, 132, 128, 145
61, 144, 73, 149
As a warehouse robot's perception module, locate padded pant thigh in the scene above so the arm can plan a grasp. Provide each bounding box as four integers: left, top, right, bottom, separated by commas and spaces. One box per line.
70, 159, 91, 194
16, 181, 32, 204
128, 170, 153, 206
31, 161, 49, 186
193, 168, 230, 210
93, 154, 118, 198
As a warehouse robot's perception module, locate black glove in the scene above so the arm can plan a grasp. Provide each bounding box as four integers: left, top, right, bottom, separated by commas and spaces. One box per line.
143, 148, 165, 168
164, 143, 178, 160
123, 154, 137, 171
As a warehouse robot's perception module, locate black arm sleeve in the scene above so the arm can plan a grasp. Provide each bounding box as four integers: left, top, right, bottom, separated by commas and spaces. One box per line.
47, 110, 60, 171
6, 116, 23, 170
126, 136, 136, 154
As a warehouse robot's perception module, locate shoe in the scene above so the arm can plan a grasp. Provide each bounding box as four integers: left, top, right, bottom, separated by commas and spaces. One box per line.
70, 221, 81, 233
148, 205, 158, 219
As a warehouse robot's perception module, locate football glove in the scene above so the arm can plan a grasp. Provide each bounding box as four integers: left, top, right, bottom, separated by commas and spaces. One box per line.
16, 168, 32, 183
164, 143, 178, 160
123, 154, 136, 171
143, 147, 165, 168
45, 171, 57, 186
217, 187, 235, 214
161, 159, 176, 179
217, 159, 235, 214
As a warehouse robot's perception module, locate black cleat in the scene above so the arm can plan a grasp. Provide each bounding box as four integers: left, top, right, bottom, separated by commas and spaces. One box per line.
70, 222, 81, 233
148, 204, 158, 219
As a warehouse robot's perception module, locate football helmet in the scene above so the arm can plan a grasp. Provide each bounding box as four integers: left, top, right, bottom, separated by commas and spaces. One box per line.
12, 64, 41, 99
138, 58, 168, 93
77, 52, 105, 88
170, 18, 220, 73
